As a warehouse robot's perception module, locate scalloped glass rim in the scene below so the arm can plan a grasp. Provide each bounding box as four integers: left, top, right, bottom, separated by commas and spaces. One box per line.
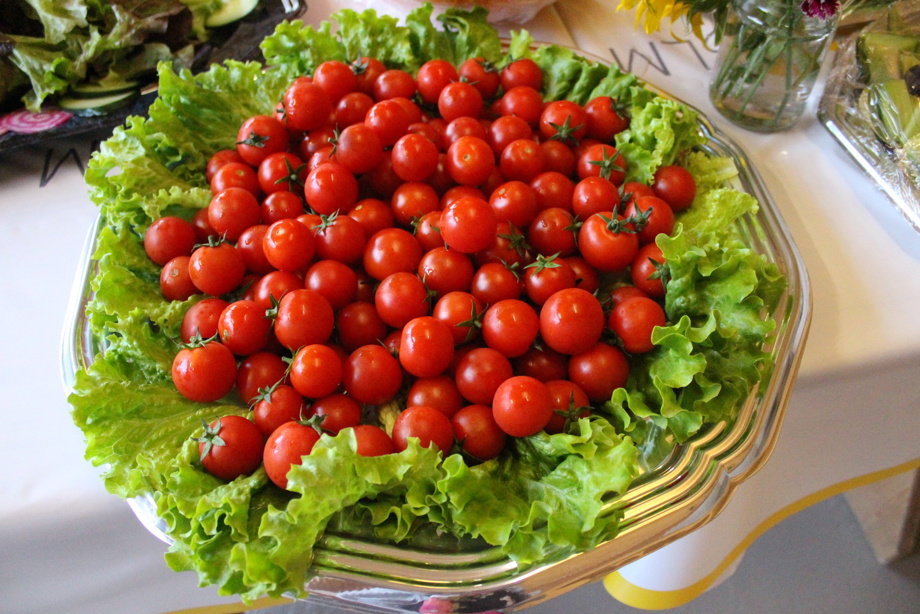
60, 41, 812, 612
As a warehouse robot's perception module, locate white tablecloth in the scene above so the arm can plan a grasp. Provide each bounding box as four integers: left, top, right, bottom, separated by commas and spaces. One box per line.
2, 1, 919, 612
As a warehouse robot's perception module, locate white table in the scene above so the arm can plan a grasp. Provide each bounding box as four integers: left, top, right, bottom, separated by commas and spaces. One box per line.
2, 1, 919, 612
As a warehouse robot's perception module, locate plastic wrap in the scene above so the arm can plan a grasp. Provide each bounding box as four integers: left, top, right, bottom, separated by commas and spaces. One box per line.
819, 4, 920, 232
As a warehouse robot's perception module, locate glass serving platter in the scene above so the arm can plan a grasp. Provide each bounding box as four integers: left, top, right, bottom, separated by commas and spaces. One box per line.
60, 46, 812, 614
818, 20, 920, 234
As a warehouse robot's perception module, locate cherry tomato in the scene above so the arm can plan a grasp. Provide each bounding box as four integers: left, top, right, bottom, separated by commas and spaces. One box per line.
313, 213, 366, 265
391, 132, 440, 182
375, 271, 430, 329
172, 339, 237, 402
438, 81, 484, 123
439, 195, 497, 254
217, 299, 271, 356
513, 345, 568, 382
289, 343, 343, 399
253, 384, 305, 437
399, 316, 455, 378
342, 344, 403, 405
543, 379, 591, 434
263, 421, 321, 489
181, 297, 229, 343
528, 207, 578, 257
144, 217, 196, 266
392, 406, 454, 454
500, 58, 543, 91
188, 240, 246, 297
304, 259, 358, 310
351, 424, 396, 456
372, 69, 417, 101
313, 59, 357, 101
160, 256, 198, 301
206, 148, 245, 182
568, 342, 629, 403
492, 375, 553, 437
196, 415, 264, 481
210, 161, 261, 197
261, 191, 305, 225
576, 143, 627, 184
303, 162, 359, 215
539, 100, 588, 145
530, 171, 575, 212
481, 299, 539, 358
631, 243, 666, 299
273, 288, 335, 350
583, 95, 629, 142
652, 164, 696, 212
500, 86, 544, 126
236, 351, 289, 406
283, 77, 333, 132
624, 195, 675, 245
333, 122, 384, 175
432, 291, 484, 345
572, 176, 619, 219
236, 224, 274, 274
236, 114, 289, 167
453, 346, 513, 405
608, 295, 667, 354
417, 59, 459, 105
458, 57, 500, 99
262, 218, 315, 272
208, 187, 261, 242
577, 213, 640, 273
470, 261, 522, 306
452, 404, 507, 461
407, 375, 465, 419
446, 135, 496, 187
499, 138, 545, 183
523, 254, 577, 306
539, 287, 606, 356
363, 227, 423, 281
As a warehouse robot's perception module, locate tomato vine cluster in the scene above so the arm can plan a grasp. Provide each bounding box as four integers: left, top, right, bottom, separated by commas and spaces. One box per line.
145, 54, 697, 489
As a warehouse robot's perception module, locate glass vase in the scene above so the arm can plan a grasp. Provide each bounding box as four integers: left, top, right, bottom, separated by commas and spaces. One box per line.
709, 0, 839, 132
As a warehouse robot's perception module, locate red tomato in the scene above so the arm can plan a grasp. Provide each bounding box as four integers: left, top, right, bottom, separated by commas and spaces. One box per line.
210, 161, 261, 196
261, 218, 314, 272
470, 261, 522, 305
335, 300, 389, 352
452, 404, 507, 461
624, 195, 675, 245
372, 69, 417, 101
487, 114, 533, 157
500, 58, 543, 91
523, 255, 577, 306
217, 299, 271, 356
181, 297, 229, 343
351, 424, 396, 456
583, 95, 629, 142
539, 287, 606, 356
513, 346, 568, 382
188, 240, 246, 297
263, 421, 322, 489
481, 299, 539, 358
439, 195, 497, 254
290, 343, 343, 398
236, 225, 273, 274
334, 122, 384, 174
304, 259, 358, 310
438, 81, 484, 123
236, 351, 289, 406
453, 346, 513, 405
407, 375, 465, 418
335, 91, 375, 127
273, 289, 335, 351
257, 151, 306, 195
206, 148, 245, 182
499, 138, 545, 183
528, 207, 578, 257
491, 375, 553, 437
261, 191, 305, 225
375, 271, 430, 328
160, 256, 198, 301
313, 213, 366, 265
391, 133, 440, 182
577, 213, 640, 273
500, 86, 544, 126
313, 59, 357, 101
568, 342, 629, 403
458, 57, 500, 99
172, 340, 237, 402
572, 176, 619, 219
144, 217, 196, 266
446, 135, 496, 187
608, 295, 667, 354
362, 227, 423, 281
208, 187, 261, 242
236, 114, 289, 166
253, 384, 305, 437
342, 344, 403, 405
539, 100, 588, 145
197, 415, 264, 481
418, 246, 475, 297
283, 78, 333, 132
652, 164, 696, 212
631, 243, 666, 299
399, 316, 455, 378
303, 162, 358, 215
249, 270, 303, 309
432, 291, 484, 345
417, 59, 459, 104
543, 379, 591, 434
576, 143, 627, 184
530, 171, 575, 212
392, 406, 454, 454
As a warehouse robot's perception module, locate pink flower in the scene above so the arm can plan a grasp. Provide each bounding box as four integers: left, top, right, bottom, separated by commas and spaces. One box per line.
800, 0, 840, 19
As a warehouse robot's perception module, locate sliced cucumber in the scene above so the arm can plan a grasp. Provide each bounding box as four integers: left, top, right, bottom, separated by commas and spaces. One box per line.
206, 0, 259, 28
70, 81, 140, 99
59, 90, 140, 116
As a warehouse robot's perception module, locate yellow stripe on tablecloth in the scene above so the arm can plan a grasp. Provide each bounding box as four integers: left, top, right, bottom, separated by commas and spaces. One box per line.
604, 457, 920, 610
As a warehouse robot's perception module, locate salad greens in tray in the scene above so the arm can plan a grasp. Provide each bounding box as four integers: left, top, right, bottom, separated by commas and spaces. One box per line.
66, 3, 800, 605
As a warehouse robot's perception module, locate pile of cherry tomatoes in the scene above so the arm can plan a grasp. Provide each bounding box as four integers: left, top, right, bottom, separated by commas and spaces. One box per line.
144, 53, 697, 490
